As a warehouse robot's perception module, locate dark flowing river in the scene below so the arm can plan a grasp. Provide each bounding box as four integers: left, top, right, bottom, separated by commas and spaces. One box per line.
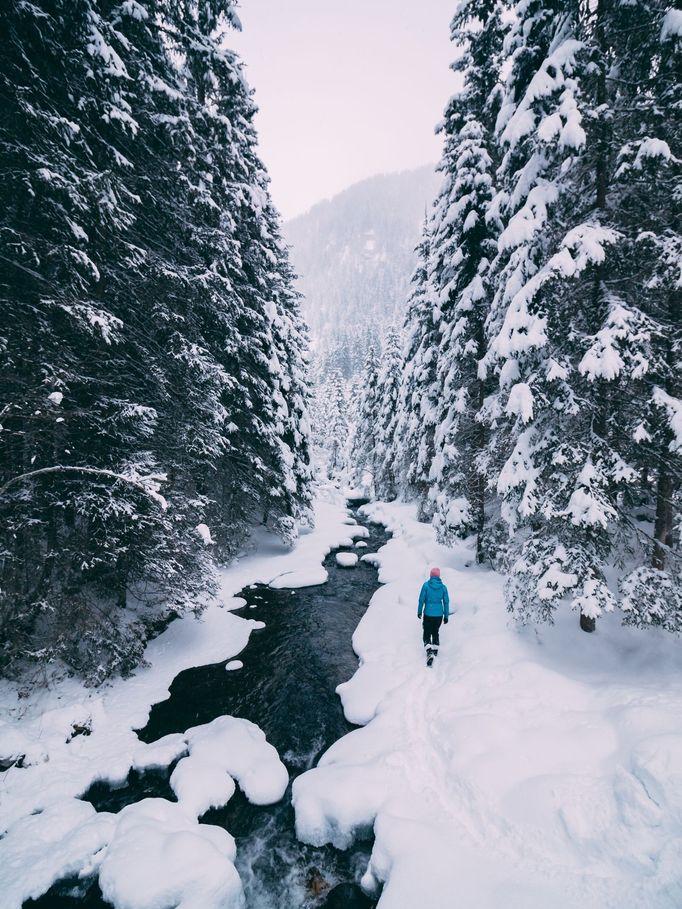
27, 503, 389, 909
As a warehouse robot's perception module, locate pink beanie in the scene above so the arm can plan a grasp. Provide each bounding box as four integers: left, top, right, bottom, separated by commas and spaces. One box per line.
430, 567, 441, 578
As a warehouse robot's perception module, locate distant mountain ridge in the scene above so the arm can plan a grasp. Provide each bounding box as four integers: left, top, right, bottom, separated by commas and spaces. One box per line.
284, 166, 440, 378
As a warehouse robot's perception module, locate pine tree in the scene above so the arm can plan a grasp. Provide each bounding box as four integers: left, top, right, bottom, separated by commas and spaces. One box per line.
0, 0, 312, 680
477, 0, 622, 629
394, 222, 439, 514
483, 0, 681, 631
334, 0, 681, 639
374, 326, 403, 499
327, 372, 349, 478
576, 1, 682, 630
349, 346, 381, 491
428, 0, 507, 556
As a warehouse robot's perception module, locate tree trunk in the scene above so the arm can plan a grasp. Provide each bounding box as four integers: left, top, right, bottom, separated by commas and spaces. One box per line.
595, 0, 609, 211
579, 0, 611, 636
475, 322, 487, 563
475, 470, 485, 564
580, 612, 596, 633
652, 467, 673, 571
652, 288, 681, 570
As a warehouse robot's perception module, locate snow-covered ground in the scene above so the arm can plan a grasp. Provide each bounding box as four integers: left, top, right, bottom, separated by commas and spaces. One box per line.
3, 490, 681, 909
0, 490, 356, 909
293, 499, 682, 909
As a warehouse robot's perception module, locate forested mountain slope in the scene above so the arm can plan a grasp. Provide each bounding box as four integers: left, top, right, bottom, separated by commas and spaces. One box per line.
285, 166, 440, 377
0, 0, 312, 682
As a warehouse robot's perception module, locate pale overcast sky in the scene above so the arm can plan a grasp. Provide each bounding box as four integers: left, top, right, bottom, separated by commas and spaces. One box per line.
229, 0, 458, 220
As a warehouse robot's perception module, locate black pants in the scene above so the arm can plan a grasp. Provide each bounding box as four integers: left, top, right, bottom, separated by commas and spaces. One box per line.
422, 615, 442, 648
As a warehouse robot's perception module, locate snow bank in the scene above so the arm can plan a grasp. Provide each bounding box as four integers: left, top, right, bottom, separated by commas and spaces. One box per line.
0, 716, 285, 908
174, 716, 288, 814
219, 497, 361, 591
336, 552, 359, 568
225, 660, 243, 671
98, 799, 242, 909
0, 601, 255, 831
0, 799, 114, 908
0, 492, 353, 821
269, 565, 328, 588
0, 714, 287, 909
293, 499, 682, 909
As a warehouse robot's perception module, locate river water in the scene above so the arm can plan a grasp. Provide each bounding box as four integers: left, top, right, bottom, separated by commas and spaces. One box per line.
27, 504, 389, 909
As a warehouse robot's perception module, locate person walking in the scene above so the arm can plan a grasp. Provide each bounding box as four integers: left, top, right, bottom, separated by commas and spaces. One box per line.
417, 567, 449, 666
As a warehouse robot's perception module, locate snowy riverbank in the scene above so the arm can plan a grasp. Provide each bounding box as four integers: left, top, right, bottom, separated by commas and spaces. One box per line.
293, 500, 682, 909
3, 491, 681, 909
0, 489, 360, 909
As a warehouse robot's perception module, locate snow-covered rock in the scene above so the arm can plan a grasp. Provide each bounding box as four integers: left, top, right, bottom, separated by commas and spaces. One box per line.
0, 800, 114, 909
170, 756, 237, 818
360, 553, 380, 567
349, 526, 370, 540
269, 566, 328, 588
132, 733, 187, 772
336, 552, 358, 568
98, 799, 242, 909
182, 716, 288, 808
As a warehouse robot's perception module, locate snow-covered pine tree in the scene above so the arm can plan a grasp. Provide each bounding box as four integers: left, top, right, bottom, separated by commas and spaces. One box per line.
154, 0, 313, 550
309, 366, 333, 460
349, 345, 381, 492
0, 0, 312, 681
373, 326, 403, 499
266, 254, 315, 536
394, 222, 440, 514
327, 371, 350, 478
575, 1, 682, 631
0, 0, 208, 679
427, 0, 507, 557
482, 0, 682, 633
481, 0, 629, 631
130, 0, 312, 539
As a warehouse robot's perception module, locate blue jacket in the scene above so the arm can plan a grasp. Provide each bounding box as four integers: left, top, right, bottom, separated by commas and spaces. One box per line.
418, 577, 450, 619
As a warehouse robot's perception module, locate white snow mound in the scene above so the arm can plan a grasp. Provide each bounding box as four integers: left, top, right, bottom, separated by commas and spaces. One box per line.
0, 799, 114, 909
195, 523, 215, 545
336, 552, 358, 568
183, 715, 288, 808
98, 799, 241, 909
269, 566, 328, 588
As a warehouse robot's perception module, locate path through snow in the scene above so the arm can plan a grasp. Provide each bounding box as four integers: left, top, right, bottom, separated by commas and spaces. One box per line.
293, 500, 682, 909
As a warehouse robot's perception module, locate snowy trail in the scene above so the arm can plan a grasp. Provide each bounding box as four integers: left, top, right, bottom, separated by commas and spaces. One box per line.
293, 500, 682, 909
